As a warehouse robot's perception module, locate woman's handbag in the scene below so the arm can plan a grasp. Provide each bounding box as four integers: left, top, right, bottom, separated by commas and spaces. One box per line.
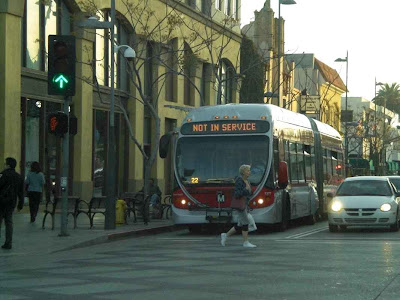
248, 213, 257, 232
231, 196, 246, 211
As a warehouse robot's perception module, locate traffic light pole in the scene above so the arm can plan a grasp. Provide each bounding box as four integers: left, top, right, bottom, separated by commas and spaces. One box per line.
59, 95, 70, 237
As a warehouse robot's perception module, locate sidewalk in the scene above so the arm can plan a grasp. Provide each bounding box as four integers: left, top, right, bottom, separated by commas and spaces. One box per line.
0, 204, 178, 254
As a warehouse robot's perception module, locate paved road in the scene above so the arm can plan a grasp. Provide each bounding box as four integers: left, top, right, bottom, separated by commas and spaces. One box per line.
2, 221, 400, 299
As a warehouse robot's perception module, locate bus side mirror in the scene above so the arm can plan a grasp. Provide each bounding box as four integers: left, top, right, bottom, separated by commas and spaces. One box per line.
278, 161, 288, 189
159, 133, 171, 159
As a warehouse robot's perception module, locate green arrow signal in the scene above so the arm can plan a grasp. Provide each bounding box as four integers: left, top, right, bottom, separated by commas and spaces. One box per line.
53, 75, 69, 89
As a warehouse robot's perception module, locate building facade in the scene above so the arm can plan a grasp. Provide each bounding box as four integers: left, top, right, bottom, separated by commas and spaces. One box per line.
343, 97, 400, 175
286, 53, 345, 133
0, 0, 242, 202
240, 0, 299, 111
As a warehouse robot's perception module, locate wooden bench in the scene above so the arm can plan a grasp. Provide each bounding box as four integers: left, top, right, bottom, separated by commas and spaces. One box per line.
76, 196, 107, 228
42, 196, 80, 230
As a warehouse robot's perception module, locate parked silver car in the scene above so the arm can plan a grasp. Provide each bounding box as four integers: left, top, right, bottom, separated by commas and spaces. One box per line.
328, 176, 400, 232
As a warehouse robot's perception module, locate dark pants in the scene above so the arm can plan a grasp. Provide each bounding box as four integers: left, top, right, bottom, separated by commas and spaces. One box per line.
0, 205, 14, 246
28, 192, 41, 220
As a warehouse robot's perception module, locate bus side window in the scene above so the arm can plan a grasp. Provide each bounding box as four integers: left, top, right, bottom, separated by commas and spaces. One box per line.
289, 142, 298, 183
284, 140, 291, 182
273, 138, 279, 181
297, 144, 305, 183
323, 148, 328, 183
304, 145, 312, 182
326, 149, 333, 181
310, 146, 315, 181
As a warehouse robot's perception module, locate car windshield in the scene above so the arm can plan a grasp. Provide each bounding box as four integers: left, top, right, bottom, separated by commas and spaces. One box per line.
389, 178, 400, 191
176, 135, 269, 186
336, 180, 393, 196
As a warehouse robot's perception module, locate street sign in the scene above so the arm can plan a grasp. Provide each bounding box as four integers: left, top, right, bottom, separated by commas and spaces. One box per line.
301, 95, 320, 112
341, 110, 353, 122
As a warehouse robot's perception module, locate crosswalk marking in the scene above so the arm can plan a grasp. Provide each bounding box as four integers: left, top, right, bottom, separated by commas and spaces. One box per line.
285, 227, 328, 239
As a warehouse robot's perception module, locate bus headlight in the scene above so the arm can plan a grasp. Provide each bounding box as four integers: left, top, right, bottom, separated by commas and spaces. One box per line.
380, 203, 391, 212
331, 201, 342, 212
257, 199, 264, 205
181, 199, 187, 205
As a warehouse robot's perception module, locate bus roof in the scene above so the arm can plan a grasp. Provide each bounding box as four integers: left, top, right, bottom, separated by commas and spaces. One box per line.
183, 103, 310, 126
312, 119, 342, 140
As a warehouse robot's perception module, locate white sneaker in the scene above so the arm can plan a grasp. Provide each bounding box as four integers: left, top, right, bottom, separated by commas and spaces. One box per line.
221, 233, 227, 246
243, 241, 257, 248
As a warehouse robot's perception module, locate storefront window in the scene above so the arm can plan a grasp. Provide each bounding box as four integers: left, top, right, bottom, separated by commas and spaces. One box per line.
44, 0, 57, 71
26, 0, 41, 70
96, 14, 106, 86
24, 0, 72, 71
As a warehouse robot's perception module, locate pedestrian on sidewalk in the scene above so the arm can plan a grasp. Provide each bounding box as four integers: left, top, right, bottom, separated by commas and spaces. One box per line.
0, 157, 24, 250
220, 164, 257, 248
139, 178, 162, 221
25, 161, 45, 223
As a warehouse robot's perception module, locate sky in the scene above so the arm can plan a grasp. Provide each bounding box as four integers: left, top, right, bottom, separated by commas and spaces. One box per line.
240, 0, 400, 101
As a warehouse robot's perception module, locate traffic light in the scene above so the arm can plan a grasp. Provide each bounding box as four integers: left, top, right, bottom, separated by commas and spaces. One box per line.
48, 112, 68, 136
48, 35, 76, 96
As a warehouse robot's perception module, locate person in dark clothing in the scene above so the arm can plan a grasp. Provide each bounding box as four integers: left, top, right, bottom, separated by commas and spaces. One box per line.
25, 161, 45, 223
138, 178, 162, 224
147, 178, 162, 207
0, 157, 24, 250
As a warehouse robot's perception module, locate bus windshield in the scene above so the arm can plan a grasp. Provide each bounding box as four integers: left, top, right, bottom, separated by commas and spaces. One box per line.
176, 135, 270, 186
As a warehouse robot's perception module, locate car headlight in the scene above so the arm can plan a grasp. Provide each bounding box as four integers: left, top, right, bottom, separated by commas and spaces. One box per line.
380, 203, 392, 212
331, 201, 342, 212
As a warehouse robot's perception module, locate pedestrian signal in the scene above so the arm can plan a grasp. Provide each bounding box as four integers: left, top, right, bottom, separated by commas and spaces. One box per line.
48, 35, 76, 96
48, 112, 68, 136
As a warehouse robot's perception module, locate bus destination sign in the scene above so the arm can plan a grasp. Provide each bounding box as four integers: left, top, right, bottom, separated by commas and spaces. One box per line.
181, 120, 270, 135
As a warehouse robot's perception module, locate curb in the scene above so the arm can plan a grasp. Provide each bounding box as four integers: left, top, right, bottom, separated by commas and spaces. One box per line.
53, 224, 183, 253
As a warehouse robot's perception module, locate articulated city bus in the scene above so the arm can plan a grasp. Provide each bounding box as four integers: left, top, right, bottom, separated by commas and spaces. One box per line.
159, 104, 344, 231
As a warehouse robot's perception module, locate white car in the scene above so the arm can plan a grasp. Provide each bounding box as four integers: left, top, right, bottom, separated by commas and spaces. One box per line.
328, 176, 400, 232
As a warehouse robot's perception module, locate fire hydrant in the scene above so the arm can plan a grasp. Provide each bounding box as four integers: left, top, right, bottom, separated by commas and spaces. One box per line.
116, 199, 127, 225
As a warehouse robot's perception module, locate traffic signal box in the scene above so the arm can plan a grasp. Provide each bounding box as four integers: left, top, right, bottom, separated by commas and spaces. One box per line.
48, 112, 78, 136
48, 35, 76, 96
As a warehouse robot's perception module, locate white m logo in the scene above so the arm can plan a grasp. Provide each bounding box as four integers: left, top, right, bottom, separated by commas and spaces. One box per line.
217, 193, 225, 203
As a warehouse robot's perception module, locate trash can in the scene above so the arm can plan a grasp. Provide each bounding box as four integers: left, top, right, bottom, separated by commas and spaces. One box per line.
116, 199, 127, 225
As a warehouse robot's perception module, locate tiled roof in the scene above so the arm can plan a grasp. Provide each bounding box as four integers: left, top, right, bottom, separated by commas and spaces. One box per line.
314, 58, 347, 92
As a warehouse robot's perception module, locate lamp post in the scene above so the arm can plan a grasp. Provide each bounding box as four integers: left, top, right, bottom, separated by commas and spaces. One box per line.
335, 51, 348, 176
374, 79, 384, 174
277, 0, 296, 107
78, 1, 135, 229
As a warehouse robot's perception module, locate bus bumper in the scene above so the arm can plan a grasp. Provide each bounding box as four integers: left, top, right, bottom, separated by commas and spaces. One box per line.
172, 205, 278, 225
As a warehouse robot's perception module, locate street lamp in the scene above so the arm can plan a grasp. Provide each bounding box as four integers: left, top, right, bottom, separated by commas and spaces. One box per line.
335, 51, 348, 176
374, 79, 384, 174
277, 0, 296, 107
79, 1, 135, 230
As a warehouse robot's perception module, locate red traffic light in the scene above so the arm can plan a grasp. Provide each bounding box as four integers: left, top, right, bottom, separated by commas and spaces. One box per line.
336, 164, 342, 170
